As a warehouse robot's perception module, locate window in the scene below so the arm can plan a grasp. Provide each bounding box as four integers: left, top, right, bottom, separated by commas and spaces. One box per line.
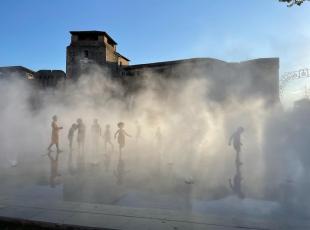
84, 50, 89, 58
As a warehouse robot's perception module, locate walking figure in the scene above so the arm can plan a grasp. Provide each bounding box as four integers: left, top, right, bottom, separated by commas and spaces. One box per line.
68, 123, 77, 152
228, 126, 244, 165
77, 118, 86, 155
103, 124, 114, 154
47, 115, 63, 153
114, 122, 131, 155
228, 126, 245, 199
91, 119, 101, 155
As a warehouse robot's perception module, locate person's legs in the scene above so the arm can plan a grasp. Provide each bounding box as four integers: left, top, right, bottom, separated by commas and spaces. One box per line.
69, 138, 73, 152
109, 141, 114, 153
81, 141, 85, 155
56, 143, 61, 152
95, 137, 98, 155
78, 142, 81, 156
48, 143, 53, 150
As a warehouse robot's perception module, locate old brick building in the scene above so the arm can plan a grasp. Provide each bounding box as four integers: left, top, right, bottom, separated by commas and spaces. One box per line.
0, 30, 279, 104
0, 66, 35, 80
66, 31, 129, 80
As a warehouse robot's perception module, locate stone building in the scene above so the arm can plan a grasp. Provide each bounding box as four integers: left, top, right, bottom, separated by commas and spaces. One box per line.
0, 66, 35, 80
0, 30, 280, 104
123, 57, 279, 105
34, 70, 66, 88
66, 31, 129, 80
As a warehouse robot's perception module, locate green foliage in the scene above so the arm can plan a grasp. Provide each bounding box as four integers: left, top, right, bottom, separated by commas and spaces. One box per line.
279, 0, 308, 6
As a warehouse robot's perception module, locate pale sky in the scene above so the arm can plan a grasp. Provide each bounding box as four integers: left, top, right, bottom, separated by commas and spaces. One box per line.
1, 0, 310, 106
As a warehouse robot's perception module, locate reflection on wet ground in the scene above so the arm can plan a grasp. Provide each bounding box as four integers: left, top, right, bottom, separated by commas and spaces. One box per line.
0, 145, 308, 229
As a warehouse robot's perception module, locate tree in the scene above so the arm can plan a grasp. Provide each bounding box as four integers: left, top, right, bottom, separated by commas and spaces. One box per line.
279, 0, 309, 6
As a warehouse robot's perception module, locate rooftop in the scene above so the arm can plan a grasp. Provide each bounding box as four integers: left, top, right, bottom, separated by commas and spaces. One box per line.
70, 30, 117, 45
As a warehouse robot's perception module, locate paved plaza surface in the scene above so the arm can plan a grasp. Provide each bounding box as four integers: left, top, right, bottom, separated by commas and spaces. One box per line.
0, 149, 308, 230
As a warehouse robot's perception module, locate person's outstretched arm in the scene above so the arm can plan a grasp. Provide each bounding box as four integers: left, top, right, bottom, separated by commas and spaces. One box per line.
125, 131, 131, 137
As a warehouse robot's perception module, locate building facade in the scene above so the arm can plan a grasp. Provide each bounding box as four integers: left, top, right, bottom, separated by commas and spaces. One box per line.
0, 30, 279, 104
66, 31, 129, 80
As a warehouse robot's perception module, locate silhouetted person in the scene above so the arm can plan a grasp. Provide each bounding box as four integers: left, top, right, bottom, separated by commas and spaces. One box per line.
114, 122, 131, 155
91, 119, 101, 155
47, 115, 63, 153
68, 123, 77, 152
77, 118, 86, 155
48, 151, 61, 188
228, 126, 245, 199
229, 126, 244, 165
103, 124, 113, 154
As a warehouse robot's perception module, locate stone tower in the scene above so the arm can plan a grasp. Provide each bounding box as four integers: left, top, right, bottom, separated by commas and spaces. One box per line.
66, 31, 129, 80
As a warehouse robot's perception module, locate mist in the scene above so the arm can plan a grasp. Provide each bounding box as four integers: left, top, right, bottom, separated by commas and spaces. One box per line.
0, 63, 309, 223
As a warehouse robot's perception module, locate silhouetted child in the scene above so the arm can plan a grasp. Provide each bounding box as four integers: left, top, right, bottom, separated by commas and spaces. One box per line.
103, 124, 113, 154
68, 123, 77, 152
114, 122, 131, 155
228, 126, 245, 199
91, 119, 101, 155
77, 118, 86, 155
47, 115, 63, 153
229, 127, 244, 155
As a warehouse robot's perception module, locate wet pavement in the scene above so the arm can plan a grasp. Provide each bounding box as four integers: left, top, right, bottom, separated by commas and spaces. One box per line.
0, 149, 309, 229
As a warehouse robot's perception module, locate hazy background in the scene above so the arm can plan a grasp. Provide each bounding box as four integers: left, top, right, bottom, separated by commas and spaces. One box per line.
1, 0, 310, 106
0, 0, 310, 221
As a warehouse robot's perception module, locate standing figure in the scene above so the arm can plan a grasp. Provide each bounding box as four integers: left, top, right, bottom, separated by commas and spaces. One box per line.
91, 119, 101, 155
77, 118, 86, 155
103, 124, 113, 154
114, 122, 131, 155
68, 123, 77, 152
229, 126, 244, 164
47, 115, 63, 153
228, 126, 245, 199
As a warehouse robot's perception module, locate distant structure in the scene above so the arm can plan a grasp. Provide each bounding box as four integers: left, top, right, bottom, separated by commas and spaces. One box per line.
124, 58, 279, 104
66, 31, 129, 80
0, 66, 65, 88
0, 30, 279, 104
0, 66, 35, 80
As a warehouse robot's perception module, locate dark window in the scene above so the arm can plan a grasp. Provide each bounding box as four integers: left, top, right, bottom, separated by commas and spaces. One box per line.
78, 34, 98, 41
84, 50, 89, 58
